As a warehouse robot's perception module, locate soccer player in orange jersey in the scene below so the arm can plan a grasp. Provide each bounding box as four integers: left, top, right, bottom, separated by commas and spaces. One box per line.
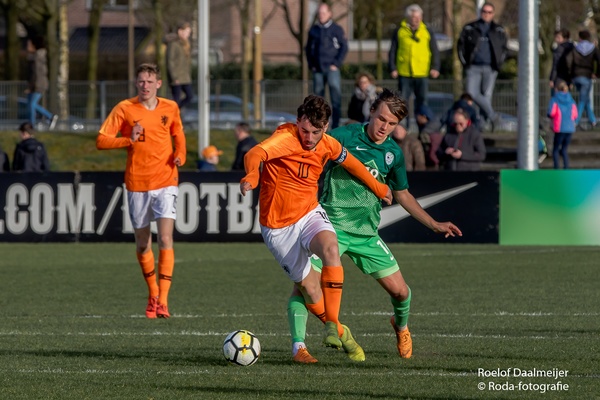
96, 63, 186, 319
240, 95, 393, 362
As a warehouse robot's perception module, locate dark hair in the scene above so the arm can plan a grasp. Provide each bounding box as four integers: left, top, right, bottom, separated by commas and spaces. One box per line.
30, 35, 46, 50
555, 28, 570, 40
235, 122, 251, 133
579, 30, 591, 41
136, 63, 161, 80
354, 71, 375, 86
297, 95, 331, 129
370, 88, 408, 122
19, 122, 34, 135
459, 92, 473, 102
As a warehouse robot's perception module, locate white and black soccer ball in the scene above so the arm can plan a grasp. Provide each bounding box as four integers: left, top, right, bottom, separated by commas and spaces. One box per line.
222, 330, 261, 366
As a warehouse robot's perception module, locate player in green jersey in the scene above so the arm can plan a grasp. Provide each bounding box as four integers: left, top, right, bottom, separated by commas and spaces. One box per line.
288, 88, 462, 363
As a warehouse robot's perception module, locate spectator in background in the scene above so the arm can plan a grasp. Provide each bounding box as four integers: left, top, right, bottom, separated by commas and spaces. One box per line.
547, 81, 577, 169
458, 2, 507, 130
388, 3, 440, 126
441, 93, 479, 131
549, 28, 574, 95
26, 36, 57, 130
12, 122, 50, 172
437, 109, 486, 171
231, 122, 258, 171
198, 145, 222, 172
566, 29, 600, 129
414, 104, 442, 169
305, 2, 348, 129
347, 72, 377, 124
167, 22, 193, 109
392, 124, 426, 171
0, 146, 9, 172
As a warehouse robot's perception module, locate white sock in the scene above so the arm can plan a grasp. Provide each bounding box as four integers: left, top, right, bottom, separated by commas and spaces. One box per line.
292, 342, 306, 356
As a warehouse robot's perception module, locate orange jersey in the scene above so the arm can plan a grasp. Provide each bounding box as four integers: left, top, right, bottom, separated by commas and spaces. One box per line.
97, 97, 186, 192
242, 123, 389, 229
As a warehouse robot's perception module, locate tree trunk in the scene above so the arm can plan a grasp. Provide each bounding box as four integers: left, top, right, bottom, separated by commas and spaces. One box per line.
45, 0, 59, 116
451, 0, 463, 98
57, 0, 69, 125
2, 2, 20, 81
153, 0, 167, 97
240, 0, 251, 122
86, 0, 107, 120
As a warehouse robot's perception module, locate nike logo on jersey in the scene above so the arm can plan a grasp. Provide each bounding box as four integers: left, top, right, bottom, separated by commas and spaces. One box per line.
133, 119, 142, 124
378, 182, 478, 229
355, 146, 368, 151
301, 154, 311, 158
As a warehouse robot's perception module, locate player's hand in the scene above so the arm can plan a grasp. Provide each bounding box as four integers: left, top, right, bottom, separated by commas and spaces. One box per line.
432, 221, 462, 238
240, 181, 252, 196
382, 187, 393, 206
131, 122, 143, 142
174, 157, 182, 167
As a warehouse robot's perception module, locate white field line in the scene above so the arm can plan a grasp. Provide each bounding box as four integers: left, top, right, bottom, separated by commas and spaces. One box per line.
0, 330, 591, 341
4, 311, 599, 319
4, 367, 599, 380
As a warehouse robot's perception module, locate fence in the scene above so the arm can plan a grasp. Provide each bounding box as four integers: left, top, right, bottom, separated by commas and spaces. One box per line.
0, 79, 594, 131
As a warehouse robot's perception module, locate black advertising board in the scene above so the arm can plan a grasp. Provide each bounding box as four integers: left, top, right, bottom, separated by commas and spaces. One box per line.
0, 171, 498, 243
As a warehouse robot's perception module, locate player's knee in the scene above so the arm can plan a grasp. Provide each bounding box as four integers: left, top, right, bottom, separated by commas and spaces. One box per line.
318, 242, 340, 266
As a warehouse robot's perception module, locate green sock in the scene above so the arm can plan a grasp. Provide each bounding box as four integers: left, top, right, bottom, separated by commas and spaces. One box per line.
287, 295, 308, 344
391, 286, 411, 328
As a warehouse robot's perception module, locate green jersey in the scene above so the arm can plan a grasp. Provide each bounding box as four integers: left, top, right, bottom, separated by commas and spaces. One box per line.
320, 123, 409, 236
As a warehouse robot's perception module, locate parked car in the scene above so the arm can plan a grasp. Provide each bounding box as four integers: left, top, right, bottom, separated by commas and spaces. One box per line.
0, 96, 85, 132
180, 94, 297, 129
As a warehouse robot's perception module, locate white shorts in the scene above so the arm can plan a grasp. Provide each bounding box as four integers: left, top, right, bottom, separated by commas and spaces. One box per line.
260, 205, 336, 283
127, 186, 179, 229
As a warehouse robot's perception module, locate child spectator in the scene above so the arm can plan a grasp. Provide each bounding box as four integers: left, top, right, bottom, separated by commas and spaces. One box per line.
547, 81, 578, 169
198, 145, 222, 172
347, 72, 377, 123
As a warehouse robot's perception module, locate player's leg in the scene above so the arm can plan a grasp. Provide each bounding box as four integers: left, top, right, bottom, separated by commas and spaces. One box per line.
287, 286, 318, 363
377, 271, 412, 358
152, 186, 178, 318
345, 233, 411, 357
309, 229, 344, 348
129, 190, 159, 318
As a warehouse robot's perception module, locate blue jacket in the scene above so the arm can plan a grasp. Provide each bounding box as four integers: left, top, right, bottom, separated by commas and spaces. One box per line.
547, 92, 577, 133
305, 19, 348, 72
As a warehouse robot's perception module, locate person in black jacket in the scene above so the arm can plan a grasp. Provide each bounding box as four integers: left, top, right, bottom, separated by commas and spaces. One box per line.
346, 72, 377, 124
566, 29, 600, 128
458, 2, 507, 129
0, 147, 9, 172
12, 122, 50, 172
549, 28, 574, 94
437, 109, 486, 171
305, 3, 348, 129
231, 122, 258, 171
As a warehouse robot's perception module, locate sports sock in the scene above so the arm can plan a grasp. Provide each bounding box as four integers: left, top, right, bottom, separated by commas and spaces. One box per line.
292, 342, 307, 356
288, 295, 309, 346
391, 286, 412, 329
305, 295, 326, 323
321, 265, 344, 337
158, 248, 174, 306
136, 251, 158, 298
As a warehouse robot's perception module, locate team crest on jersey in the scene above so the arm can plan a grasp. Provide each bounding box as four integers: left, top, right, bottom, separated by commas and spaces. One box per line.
385, 152, 394, 165
161, 115, 168, 126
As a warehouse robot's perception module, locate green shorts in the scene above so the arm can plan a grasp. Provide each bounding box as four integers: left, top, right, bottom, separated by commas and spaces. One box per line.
311, 229, 399, 279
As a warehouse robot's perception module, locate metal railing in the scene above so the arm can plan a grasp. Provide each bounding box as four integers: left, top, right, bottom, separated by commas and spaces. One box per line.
0, 79, 593, 131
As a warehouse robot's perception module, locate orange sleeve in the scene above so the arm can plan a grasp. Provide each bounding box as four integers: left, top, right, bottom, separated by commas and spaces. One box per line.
96, 102, 131, 150
340, 150, 389, 199
241, 145, 268, 189
96, 135, 131, 150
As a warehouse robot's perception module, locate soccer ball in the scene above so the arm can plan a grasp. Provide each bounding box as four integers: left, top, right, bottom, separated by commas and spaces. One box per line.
222, 330, 261, 366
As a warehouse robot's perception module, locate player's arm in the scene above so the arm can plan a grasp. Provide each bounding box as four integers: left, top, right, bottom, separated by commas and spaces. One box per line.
96, 105, 133, 150
240, 145, 267, 196
337, 148, 393, 205
393, 189, 462, 238
171, 112, 187, 166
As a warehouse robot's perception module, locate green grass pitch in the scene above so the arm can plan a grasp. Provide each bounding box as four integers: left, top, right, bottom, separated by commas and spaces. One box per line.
0, 242, 598, 399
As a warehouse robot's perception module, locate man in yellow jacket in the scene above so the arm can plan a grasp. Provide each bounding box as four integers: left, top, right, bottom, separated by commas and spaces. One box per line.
388, 4, 440, 126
